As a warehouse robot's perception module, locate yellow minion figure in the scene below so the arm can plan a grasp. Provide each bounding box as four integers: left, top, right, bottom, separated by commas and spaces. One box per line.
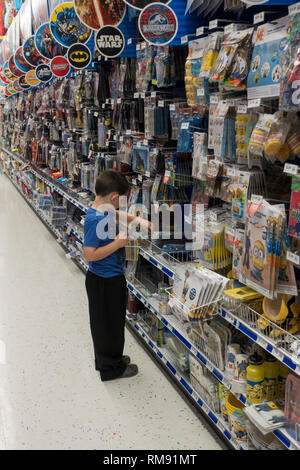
251, 241, 265, 282
232, 420, 247, 440
253, 72, 260, 84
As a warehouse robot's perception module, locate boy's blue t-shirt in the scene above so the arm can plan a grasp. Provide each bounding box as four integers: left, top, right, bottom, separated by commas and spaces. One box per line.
83, 208, 125, 278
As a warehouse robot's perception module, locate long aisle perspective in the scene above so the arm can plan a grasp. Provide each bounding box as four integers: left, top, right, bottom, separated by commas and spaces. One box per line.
0, 174, 225, 451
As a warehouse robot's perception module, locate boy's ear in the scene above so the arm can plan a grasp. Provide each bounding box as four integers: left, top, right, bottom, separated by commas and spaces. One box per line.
110, 192, 119, 202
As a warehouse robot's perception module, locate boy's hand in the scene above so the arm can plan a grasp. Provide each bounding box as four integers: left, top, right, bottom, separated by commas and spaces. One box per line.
136, 218, 153, 234
115, 232, 128, 248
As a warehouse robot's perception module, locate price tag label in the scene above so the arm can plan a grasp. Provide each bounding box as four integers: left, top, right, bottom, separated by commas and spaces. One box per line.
169, 103, 176, 111
141, 42, 146, 49
138, 174, 143, 182
141, 92, 146, 99
136, 44, 141, 51
94, 112, 98, 117
197, 88, 205, 97
132, 178, 137, 185
127, 38, 132, 45
196, 26, 205, 36
66, 224, 73, 235
102, 104, 105, 109
181, 122, 189, 130
210, 94, 219, 104
151, 92, 156, 98
119, 136, 124, 142
137, 141, 142, 148
218, 421, 226, 433
105, 99, 110, 104
251, 194, 263, 204
181, 35, 188, 44
126, 129, 132, 135
287, 251, 300, 265
145, 171, 150, 177
209, 19, 218, 29
237, 104, 248, 114
158, 100, 164, 107
284, 163, 298, 175
117, 98, 122, 104
227, 166, 236, 178
224, 23, 237, 34
256, 336, 268, 349
134, 92, 139, 99
254, 12, 265, 24
165, 170, 171, 178
248, 98, 261, 108
274, 348, 284, 362
143, 139, 148, 146
289, 2, 300, 15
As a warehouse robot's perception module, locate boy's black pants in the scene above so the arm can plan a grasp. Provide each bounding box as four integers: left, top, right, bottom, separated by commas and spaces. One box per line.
85, 270, 127, 381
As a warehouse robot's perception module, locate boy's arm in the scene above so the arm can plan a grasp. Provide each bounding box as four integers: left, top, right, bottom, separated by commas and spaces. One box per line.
84, 234, 127, 262
116, 210, 152, 232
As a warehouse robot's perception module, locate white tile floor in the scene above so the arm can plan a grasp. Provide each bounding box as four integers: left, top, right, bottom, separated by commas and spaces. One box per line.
0, 175, 225, 450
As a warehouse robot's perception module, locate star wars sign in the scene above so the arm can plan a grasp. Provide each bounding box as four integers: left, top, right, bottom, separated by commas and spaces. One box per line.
95, 26, 125, 58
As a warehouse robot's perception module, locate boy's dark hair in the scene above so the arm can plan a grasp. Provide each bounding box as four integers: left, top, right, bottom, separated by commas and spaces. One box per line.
95, 170, 129, 197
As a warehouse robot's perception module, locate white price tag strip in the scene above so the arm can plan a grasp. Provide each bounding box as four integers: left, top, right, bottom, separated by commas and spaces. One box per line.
248, 98, 261, 108
169, 103, 176, 111
197, 88, 205, 97
181, 35, 188, 44
289, 2, 300, 15
158, 100, 164, 107
237, 104, 247, 114
284, 163, 298, 175
209, 19, 218, 29
254, 12, 265, 24
287, 251, 300, 265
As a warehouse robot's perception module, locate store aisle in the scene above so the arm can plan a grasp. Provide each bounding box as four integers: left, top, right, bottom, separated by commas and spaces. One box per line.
0, 175, 225, 450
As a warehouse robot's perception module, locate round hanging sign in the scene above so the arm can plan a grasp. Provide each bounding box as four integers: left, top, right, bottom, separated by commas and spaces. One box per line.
25, 69, 41, 87
138, 2, 178, 46
67, 43, 91, 69
23, 36, 47, 67
14, 47, 33, 73
18, 75, 31, 90
95, 26, 125, 58
8, 56, 24, 78
50, 56, 70, 77
74, 0, 126, 30
36, 63, 53, 83
35, 23, 68, 60
50, 2, 91, 48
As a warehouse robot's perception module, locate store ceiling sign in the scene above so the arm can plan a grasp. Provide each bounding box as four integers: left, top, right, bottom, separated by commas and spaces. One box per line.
50, 55, 70, 77
0, 67, 10, 85
15, 46, 33, 73
25, 69, 41, 87
3, 60, 18, 81
74, 0, 126, 30
138, 2, 178, 46
36, 63, 53, 82
95, 26, 125, 58
23, 36, 48, 67
35, 23, 68, 60
8, 55, 24, 78
50, 2, 92, 48
18, 75, 31, 89
67, 43, 91, 68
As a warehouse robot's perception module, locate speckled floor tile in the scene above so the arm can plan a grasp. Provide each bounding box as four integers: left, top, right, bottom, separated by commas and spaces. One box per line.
0, 175, 225, 450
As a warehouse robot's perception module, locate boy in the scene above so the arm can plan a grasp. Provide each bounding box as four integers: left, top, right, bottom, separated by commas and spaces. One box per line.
84, 170, 151, 381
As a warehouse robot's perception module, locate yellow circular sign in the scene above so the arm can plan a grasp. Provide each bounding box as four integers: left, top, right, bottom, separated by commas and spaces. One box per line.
25, 70, 40, 87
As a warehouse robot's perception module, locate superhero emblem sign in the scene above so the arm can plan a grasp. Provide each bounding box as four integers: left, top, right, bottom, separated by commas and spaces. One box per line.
67, 43, 91, 69
23, 36, 48, 67
35, 23, 68, 60
50, 2, 92, 48
138, 3, 178, 46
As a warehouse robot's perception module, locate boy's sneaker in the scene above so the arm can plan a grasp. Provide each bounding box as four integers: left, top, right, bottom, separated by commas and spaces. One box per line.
119, 364, 138, 379
122, 355, 131, 366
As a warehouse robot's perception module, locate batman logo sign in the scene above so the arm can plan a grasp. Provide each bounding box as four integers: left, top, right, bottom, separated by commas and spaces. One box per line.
70, 51, 89, 62
67, 43, 91, 69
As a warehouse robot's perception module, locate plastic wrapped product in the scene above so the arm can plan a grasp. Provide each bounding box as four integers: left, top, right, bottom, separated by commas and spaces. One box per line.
248, 114, 274, 157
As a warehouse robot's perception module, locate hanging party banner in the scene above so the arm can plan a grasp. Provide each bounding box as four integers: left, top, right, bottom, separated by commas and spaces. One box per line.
50, 2, 91, 48
8, 54, 24, 76
31, 0, 50, 32
74, 0, 126, 30
15, 45, 33, 72
19, 0, 33, 44
35, 22, 67, 59
23, 35, 48, 67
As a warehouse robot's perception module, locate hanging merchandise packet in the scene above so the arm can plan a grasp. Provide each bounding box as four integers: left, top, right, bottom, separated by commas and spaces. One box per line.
248, 17, 289, 100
